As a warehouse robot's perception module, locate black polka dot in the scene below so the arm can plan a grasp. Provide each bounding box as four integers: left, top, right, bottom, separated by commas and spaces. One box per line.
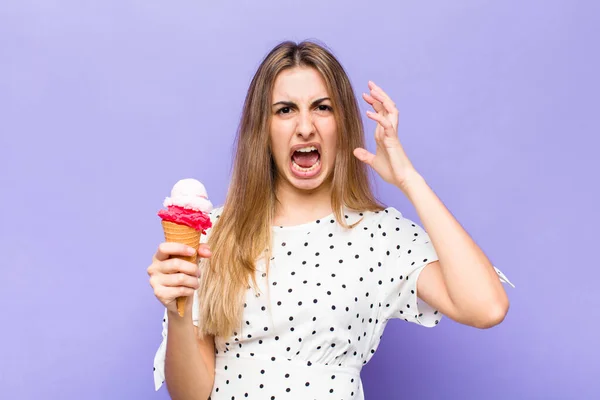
183, 207, 451, 397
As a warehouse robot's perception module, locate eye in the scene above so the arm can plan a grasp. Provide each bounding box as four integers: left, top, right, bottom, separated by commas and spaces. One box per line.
276, 107, 292, 114
317, 105, 332, 112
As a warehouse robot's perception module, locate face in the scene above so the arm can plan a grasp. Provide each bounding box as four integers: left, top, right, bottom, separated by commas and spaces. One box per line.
269, 67, 338, 193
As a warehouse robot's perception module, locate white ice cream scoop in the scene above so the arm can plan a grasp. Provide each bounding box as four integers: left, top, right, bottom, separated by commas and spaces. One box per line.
163, 178, 213, 212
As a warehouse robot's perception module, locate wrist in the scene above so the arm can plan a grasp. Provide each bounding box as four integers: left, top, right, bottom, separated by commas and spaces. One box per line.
167, 292, 196, 319
167, 306, 193, 324
395, 170, 426, 195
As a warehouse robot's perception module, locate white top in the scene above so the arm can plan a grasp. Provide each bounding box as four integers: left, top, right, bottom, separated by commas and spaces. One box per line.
153, 206, 514, 399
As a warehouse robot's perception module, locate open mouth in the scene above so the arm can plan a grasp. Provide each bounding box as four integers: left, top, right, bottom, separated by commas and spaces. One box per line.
291, 145, 321, 173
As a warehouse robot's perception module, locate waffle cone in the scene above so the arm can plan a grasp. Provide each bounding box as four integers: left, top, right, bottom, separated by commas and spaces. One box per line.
161, 220, 201, 317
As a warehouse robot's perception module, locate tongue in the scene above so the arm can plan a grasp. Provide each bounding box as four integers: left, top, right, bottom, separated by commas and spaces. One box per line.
292, 150, 319, 168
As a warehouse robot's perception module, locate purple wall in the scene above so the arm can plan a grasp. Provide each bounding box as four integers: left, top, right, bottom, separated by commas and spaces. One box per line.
1, 1, 598, 399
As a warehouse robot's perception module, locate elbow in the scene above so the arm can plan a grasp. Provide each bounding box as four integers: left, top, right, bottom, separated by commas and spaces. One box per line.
472, 299, 510, 329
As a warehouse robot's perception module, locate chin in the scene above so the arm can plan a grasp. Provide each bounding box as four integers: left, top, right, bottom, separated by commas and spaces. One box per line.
290, 179, 325, 192
287, 166, 332, 193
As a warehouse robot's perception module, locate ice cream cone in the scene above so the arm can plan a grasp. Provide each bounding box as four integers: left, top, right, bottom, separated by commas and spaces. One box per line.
161, 220, 201, 317
158, 178, 212, 317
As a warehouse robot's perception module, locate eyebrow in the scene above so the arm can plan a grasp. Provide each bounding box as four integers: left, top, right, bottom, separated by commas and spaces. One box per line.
272, 97, 331, 108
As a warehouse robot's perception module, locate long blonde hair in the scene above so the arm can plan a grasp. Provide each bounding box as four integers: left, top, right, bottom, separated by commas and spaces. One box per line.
197, 40, 385, 338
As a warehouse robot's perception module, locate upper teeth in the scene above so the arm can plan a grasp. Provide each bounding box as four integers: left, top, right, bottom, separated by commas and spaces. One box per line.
296, 146, 317, 153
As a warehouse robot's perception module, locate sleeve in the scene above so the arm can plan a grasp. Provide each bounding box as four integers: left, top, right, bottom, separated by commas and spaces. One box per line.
377, 208, 514, 328
152, 206, 222, 391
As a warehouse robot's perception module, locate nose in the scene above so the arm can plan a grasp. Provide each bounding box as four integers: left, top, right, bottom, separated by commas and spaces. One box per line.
296, 110, 315, 139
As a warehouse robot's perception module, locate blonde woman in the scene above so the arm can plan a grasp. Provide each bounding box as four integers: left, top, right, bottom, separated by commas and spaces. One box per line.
147, 40, 514, 400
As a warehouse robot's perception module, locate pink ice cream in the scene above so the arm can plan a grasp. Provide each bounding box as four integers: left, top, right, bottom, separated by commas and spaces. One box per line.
157, 178, 213, 234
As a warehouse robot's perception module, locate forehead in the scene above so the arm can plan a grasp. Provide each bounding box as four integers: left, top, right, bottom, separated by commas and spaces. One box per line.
271, 67, 330, 101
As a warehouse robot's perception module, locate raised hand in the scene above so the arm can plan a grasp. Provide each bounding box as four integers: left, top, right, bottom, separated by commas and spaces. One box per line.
353, 81, 420, 192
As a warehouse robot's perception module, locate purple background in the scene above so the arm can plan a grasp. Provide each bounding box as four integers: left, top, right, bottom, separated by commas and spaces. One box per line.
1, 1, 598, 399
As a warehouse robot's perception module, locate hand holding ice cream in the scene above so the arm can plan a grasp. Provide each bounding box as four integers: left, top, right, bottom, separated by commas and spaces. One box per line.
151, 179, 213, 317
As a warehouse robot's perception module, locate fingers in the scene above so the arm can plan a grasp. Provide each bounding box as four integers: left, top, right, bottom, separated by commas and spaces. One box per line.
368, 81, 398, 116
353, 147, 376, 166
197, 243, 212, 258
362, 92, 384, 113
371, 87, 398, 115
148, 242, 212, 280
160, 272, 200, 289
366, 110, 394, 129
155, 242, 197, 262
149, 272, 199, 297
368, 81, 393, 103
148, 259, 200, 306
153, 285, 197, 305
149, 242, 210, 311
158, 257, 201, 276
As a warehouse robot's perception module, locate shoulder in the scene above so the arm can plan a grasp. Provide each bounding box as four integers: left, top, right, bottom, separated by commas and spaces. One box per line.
341, 206, 409, 240
379, 206, 432, 247
357, 206, 430, 247
350, 206, 404, 227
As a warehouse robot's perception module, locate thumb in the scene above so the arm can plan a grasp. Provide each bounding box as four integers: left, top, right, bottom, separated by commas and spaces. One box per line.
353, 147, 375, 165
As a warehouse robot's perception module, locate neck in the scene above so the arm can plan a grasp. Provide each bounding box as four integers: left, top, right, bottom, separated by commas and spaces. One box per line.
273, 178, 334, 226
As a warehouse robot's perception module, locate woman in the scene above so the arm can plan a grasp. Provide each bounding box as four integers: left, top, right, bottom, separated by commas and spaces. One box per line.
148, 40, 514, 399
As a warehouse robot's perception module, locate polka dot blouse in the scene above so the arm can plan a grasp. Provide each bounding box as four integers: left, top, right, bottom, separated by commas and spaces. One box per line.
153, 206, 514, 398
